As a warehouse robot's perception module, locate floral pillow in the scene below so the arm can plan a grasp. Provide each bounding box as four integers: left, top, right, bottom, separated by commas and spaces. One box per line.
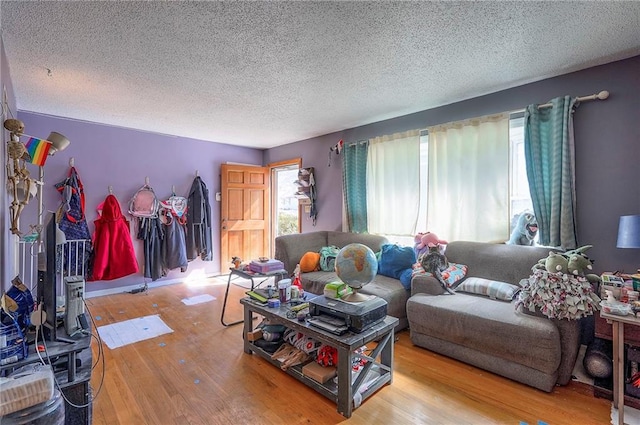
411, 262, 468, 289
456, 277, 520, 301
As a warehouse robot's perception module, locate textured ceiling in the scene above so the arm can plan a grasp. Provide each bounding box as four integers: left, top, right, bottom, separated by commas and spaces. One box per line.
2, 1, 639, 149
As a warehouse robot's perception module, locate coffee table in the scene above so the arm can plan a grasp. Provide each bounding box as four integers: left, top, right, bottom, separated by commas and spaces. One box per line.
221, 268, 287, 326
241, 297, 398, 418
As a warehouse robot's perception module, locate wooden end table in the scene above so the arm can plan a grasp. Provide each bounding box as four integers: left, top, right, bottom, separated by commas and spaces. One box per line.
241, 297, 398, 418
600, 311, 640, 425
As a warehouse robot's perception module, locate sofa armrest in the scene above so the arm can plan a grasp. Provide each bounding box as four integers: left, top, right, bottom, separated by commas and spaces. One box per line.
517, 305, 582, 386
554, 318, 582, 385
411, 274, 448, 296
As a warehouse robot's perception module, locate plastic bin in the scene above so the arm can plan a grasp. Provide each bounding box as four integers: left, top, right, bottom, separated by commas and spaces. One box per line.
2, 389, 65, 425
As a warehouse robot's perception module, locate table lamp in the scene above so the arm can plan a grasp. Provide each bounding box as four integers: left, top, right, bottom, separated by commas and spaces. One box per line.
617, 215, 640, 249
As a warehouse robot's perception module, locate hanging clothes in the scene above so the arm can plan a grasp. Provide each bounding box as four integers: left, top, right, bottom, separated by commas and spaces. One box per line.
160, 193, 188, 272
89, 194, 139, 281
137, 217, 165, 281
161, 215, 188, 272
186, 176, 212, 261
54, 166, 93, 276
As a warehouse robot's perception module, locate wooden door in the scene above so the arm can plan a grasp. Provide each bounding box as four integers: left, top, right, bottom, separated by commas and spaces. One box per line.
220, 164, 270, 269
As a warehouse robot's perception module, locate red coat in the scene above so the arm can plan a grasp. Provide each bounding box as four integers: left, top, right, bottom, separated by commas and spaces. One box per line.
90, 194, 139, 281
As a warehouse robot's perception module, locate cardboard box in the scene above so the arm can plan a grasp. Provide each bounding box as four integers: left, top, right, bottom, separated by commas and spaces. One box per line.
249, 259, 284, 274
302, 361, 337, 384
246, 329, 263, 342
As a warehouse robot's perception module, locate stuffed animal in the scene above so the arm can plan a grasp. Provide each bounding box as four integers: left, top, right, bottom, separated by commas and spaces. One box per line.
507, 212, 538, 246
414, 232, 448, 258
544, 251, 568, 274
532, 251, 567, 274
567, 252, 593, 276
300, 252, 321, 272
564, 245, 600, 285
532, 245, 600, 285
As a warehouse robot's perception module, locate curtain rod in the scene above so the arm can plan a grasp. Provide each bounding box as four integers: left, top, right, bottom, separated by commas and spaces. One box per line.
513, 90, 609, 114
537, 90, 609, 109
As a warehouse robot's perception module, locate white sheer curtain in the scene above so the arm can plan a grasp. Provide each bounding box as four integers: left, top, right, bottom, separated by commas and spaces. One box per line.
366, 130, 420, 240
427, 113, 509, 242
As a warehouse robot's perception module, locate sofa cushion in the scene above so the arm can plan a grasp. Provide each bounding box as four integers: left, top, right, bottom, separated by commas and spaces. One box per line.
456, 277, 520, 301
359, 274, 410, 321
275, 231, 329, 274
407, 293, 561, 374
300, 271, 338, 295
326, 232, 387, 254
444, 241, 552, 285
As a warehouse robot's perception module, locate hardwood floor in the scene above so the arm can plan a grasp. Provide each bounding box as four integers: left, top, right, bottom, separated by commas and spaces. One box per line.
86, 278, 611, 424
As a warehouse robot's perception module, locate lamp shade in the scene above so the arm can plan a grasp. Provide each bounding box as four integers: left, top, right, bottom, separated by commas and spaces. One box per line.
617, 215, 640, 248
47, 132, 70, 154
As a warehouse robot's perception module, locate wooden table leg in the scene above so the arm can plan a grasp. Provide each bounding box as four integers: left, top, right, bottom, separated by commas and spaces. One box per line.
613, 321, 625, 425
336, 346, 353, 418
381, 328, 394, 384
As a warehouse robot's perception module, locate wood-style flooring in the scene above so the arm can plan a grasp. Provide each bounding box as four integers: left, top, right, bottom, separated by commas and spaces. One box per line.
86, 277, 611, 425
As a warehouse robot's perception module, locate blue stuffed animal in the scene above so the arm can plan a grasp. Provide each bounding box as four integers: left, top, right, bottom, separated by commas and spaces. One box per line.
507, 212, 538, 246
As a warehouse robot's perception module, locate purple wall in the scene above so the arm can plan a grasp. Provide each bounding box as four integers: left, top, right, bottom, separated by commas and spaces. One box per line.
265, 56, 640, 275
16, 112, 263, 293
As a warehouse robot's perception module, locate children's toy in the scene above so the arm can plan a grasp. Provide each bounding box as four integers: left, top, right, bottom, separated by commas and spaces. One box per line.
292, 264, 304, 296
300, 252, 321, 272
414, 232, 448, 258
517, 246, 601, 320
544, 251, 568, 274
507, 212, 538, 246
564, 245, 593, 275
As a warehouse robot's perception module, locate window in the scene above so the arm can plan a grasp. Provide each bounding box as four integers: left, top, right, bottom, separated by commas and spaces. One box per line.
356, 115, 532, 244
509, 114, 534, 235
270, 159, 301, 253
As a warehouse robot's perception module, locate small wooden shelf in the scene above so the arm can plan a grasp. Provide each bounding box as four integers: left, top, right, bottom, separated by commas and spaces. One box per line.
247, 342, 339, 400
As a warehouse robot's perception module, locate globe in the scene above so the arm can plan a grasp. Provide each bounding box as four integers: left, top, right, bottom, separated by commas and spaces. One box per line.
335, 243, 378, 302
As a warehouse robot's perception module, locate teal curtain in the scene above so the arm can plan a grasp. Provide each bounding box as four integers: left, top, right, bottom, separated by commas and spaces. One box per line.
524, 96, 578, 249
342, 141, 368, 233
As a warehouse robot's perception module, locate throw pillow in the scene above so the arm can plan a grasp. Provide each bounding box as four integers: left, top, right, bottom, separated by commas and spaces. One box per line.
411, 262, 468, 289
378, 244, 416, 279
456, 277, 520, 301
300, 252, 321, 273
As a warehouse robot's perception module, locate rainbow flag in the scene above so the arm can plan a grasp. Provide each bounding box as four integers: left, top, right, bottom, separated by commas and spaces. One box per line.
24, 137, 52, 166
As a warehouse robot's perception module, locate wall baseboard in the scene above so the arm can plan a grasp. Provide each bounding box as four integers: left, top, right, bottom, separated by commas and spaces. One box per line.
85, 272, 225, 298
